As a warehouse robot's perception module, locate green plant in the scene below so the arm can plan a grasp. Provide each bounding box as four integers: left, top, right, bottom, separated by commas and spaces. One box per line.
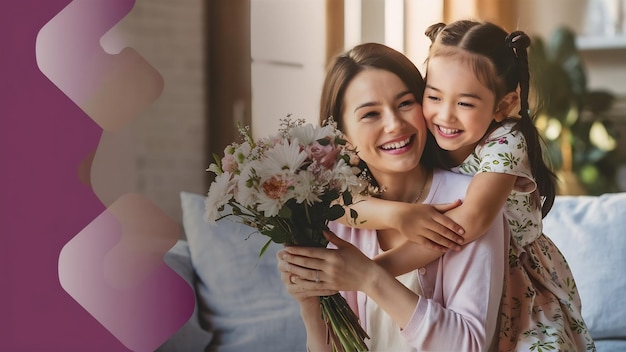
529, 27, 620, 195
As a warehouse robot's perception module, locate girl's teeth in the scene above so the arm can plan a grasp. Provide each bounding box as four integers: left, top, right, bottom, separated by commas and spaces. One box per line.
439, 126, 459, 134
381, 137, 411, 150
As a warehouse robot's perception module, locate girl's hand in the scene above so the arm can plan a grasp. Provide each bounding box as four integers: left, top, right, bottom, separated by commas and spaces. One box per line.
278, 230, 379, 294
394, 200, 465, 252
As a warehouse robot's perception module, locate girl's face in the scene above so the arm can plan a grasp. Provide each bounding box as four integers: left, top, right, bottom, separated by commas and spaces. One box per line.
422, 55, 498, 164
340, 68, 426, 182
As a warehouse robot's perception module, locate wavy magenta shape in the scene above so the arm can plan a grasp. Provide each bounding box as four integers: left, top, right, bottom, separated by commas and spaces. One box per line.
35, 0, 194, 350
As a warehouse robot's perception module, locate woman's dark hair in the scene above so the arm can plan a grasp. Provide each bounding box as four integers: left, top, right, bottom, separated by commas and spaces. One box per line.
319, 42, 439, 169
426, 20, 557, 216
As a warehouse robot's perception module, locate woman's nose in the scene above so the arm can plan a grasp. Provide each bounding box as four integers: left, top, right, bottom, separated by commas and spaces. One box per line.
383, 110, 403, 133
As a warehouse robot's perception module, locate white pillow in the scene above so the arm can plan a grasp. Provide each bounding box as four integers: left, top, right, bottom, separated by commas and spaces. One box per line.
180, 192, 307, 352
543, 192, 626, 339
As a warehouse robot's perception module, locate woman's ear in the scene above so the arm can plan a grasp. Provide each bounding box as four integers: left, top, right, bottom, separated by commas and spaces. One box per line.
494, 92, 519, 122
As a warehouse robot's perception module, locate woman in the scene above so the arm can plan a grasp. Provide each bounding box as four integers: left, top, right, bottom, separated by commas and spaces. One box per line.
277, 42, 510, 351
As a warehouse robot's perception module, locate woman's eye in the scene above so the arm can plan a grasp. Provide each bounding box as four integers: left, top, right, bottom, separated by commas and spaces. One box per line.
361, 111, 378, 119
398, 99, 415, 109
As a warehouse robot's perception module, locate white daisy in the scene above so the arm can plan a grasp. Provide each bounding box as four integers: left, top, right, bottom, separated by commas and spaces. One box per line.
204, 171, 235, 222
263, 140, 308, 174
293, 171, 322, 205
290, 123, 336, 146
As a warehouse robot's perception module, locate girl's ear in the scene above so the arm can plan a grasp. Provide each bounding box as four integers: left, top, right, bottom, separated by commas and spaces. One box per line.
494, 92, 519, 122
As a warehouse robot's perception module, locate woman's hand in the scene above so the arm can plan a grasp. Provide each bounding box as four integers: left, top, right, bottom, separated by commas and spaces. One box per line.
277, 249, 336, 303
277, 230, 379, 294
392, 200, 465, 252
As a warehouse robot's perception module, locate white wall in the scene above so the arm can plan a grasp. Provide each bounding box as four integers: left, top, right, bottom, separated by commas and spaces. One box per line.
250, 0, 327, 139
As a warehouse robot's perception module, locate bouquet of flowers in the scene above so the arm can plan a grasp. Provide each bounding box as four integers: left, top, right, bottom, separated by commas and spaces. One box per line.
205, 116, 370, 352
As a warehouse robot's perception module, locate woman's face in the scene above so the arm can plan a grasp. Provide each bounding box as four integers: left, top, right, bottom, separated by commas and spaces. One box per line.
422, 56, 497, 164
340, 68, 426, 181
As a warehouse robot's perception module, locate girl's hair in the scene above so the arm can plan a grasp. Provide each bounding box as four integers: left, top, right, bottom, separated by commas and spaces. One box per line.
320, 42, 438, 168
425, 20, 556, 217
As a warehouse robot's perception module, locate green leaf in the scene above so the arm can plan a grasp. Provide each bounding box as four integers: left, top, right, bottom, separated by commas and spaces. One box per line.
317, 138, 330, 146
259, 238, 273, 258
278, 205, 292, 219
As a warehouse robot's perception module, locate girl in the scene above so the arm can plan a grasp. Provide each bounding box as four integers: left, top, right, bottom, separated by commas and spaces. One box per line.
348, 20, 596, 351
278, 42, 509, 351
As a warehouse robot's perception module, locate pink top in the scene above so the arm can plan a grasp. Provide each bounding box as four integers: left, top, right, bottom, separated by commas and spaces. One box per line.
328, 168, 509, 351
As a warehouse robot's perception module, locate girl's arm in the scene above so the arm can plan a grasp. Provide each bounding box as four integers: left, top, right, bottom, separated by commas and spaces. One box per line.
377, 172, 516, 276
341, 195, 465, 252
445, 172, 516, 242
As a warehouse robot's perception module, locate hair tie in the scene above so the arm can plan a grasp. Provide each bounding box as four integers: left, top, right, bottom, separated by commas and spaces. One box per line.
506, 31, 531, 51
425, 22, 447, 43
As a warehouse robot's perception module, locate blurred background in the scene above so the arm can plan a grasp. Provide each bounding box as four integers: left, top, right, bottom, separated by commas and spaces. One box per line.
100, 0, 626, 225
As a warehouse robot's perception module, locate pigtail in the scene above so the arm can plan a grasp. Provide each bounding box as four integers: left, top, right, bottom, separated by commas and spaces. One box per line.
507, 31, 557, 216
425, 23, 446, 43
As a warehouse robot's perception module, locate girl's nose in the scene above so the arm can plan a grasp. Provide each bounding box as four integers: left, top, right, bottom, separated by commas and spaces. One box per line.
437, 104, 456, 123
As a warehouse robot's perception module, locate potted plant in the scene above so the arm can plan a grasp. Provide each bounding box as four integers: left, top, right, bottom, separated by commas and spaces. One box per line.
529, 26, 619, 195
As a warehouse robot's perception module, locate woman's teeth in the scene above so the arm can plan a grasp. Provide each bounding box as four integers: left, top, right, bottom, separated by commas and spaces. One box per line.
381, 137, 411, 150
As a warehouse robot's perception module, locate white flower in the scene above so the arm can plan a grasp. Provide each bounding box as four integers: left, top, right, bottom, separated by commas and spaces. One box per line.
293, 171, 322, 205
235, 161, 261, 208
204, 171, 236, 222
206, 163, 221, 175
263, 140, 308, 174
290, 123, 336, 146
332, 159, 361, 193
234, 142, 252, 164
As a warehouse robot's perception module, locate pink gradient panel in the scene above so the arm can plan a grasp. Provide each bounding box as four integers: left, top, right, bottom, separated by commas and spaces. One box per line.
36, 0, 164, 132
59, 194, 194, 351
0, 0, 194, 350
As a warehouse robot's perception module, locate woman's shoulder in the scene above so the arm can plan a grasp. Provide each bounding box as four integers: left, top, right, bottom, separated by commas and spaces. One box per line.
428, 169, 473, 203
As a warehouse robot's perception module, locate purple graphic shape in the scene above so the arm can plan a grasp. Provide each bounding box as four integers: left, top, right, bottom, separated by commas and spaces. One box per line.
0, 0, 194, 350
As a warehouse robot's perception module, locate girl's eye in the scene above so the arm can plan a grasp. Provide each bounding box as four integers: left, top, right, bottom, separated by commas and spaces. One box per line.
458, 101, 475, 108
426, 95, 440, 102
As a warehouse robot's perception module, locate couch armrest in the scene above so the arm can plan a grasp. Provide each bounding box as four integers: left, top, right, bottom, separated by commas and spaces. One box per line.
156, 240, 213, 352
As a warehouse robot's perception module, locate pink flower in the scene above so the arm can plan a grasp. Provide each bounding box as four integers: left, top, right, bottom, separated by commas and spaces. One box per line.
221, 154, 237, 173
262, 175, 294, 200
306, 138, 340, 170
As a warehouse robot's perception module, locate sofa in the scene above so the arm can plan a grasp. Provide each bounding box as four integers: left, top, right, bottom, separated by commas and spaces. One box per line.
157, 191, 626, 352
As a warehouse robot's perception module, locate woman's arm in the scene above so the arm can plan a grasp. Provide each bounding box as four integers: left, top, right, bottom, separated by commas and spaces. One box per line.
276, 251, 336, 352
280, 231, 420, 328
281, 220, 508, 351
400, 210, 509, 350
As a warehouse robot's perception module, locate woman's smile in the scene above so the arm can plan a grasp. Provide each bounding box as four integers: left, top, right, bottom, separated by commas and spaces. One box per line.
379, 135, 415, 154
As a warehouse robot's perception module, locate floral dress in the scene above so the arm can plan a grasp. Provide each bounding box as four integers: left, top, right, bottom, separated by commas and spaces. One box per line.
452, 121, 596, 352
